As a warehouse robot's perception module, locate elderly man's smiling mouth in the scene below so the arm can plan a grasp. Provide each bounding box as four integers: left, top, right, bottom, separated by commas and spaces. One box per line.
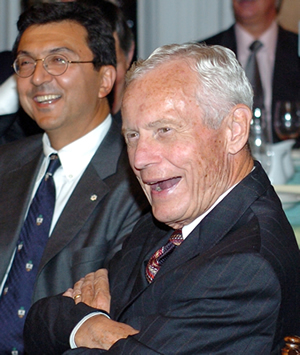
147, 177, 181, 192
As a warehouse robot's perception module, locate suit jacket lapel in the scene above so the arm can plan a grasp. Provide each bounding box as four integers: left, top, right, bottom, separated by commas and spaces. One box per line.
128, 227, 172, 298
222, 25, 237, 54
39, 164, 109, 270
158, 162, 269, 278
38, 121, 125, 272
0, 141, 43, 280
110, 216, 171, 317
116, 162, 270, 317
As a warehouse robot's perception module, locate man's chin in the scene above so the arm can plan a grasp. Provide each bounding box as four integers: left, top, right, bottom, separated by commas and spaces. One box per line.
152, 206, 183, 228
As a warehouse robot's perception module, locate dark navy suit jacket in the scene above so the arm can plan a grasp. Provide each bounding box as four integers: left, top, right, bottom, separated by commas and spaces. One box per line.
24, 162, 300, 354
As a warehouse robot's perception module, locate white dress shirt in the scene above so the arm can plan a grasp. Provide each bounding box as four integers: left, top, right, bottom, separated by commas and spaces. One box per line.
235, 21, 278, 141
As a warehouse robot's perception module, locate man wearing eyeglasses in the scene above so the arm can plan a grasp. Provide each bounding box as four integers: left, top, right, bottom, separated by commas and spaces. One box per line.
0, 3, 147, 354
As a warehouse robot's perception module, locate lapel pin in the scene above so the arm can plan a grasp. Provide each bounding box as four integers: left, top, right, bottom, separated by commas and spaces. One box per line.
90, 194, 97, 201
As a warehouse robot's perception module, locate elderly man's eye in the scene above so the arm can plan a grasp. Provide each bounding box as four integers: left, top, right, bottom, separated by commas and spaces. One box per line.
126, 132, 139, 141
158, 127, 171, 134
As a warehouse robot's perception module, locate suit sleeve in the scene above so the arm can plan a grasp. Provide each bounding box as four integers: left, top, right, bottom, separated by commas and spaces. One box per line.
24, 253, 281, 355
23, 295, 102, 355
105, 254, 281, 354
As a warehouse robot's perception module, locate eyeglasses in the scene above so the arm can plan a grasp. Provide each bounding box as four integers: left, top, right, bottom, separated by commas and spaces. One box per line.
13, 53, 94, 78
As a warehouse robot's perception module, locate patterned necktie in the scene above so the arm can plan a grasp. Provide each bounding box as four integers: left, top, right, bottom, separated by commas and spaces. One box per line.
146, 229, 183, 283
245, 40, 264, 110
0, 153, 61, 355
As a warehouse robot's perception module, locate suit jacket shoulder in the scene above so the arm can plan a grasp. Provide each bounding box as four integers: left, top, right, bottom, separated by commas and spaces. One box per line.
273, 26, 300, 104
0, 133, 43, 168
0, 51, 14, 84
199, 25, 237, 53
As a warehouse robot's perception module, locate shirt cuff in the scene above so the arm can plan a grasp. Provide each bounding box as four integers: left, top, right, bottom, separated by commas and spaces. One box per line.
69, 311, 111, 348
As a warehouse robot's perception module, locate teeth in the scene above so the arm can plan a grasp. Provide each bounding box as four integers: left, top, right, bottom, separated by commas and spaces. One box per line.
156, 186, 162, 191
36, 94, 60, 103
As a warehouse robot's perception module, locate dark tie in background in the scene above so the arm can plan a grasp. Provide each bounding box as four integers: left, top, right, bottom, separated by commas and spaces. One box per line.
0, 153, 60, 355
146, 229, 183, 283
245, 40, 264, 110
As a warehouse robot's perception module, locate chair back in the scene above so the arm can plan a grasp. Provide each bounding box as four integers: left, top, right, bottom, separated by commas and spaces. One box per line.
282, 335, 300, 354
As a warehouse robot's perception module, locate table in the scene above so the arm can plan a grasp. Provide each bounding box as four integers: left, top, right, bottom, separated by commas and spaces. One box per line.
277, 152, 300, 247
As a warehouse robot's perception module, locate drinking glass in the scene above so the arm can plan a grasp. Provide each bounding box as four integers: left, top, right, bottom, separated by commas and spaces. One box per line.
274, 101, 300, 140
249, 107, 271, 173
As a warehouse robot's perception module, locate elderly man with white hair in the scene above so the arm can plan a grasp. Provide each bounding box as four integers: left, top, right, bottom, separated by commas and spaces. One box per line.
25, 42, 300, 355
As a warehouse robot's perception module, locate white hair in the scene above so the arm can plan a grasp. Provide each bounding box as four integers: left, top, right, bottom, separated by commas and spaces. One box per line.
126, 42, 253, 129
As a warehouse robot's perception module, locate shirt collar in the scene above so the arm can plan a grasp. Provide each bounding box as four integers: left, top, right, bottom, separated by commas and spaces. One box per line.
182, 183, 237, 239
43, 114, 112, 180
182, 165, 255, 239
235, 21, 278, 65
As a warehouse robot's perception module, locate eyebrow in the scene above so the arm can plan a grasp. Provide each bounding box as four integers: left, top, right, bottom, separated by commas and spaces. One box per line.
147, 118, 178, 128
122, 118, 180, 135
17, 47, 76, 57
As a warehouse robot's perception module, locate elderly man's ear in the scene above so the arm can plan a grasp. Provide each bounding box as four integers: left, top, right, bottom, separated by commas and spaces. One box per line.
226, 104, 252, 155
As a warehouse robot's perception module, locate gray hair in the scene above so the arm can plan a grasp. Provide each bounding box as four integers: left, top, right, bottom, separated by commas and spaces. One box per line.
126, 43, 253, 129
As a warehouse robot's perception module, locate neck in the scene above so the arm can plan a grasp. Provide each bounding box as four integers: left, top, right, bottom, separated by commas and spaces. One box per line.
239, 19, 274, 38
227, 150, 254, 189
48, 106, 110, 150
237, 10, 277, 38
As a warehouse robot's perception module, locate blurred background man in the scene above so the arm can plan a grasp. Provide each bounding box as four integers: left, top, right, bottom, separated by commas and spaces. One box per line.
201, 0, 300, 143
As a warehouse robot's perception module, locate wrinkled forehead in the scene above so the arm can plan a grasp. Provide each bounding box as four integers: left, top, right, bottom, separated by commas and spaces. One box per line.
122, 61, 202, 129
124, 59, 198, 104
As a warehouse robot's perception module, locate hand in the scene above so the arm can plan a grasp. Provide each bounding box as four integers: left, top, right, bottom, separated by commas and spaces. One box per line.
63, 269, 111, 313
63, 269, 139, 349
75, 314, 139, 350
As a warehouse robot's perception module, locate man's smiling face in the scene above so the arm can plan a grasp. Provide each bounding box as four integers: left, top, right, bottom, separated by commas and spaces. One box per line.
122, 60, 230, 229
16, 20, 111, 148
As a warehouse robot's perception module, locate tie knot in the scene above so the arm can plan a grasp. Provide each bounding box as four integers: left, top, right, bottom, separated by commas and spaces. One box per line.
46, 154, 61, 176
249, 40, 263, 53
169, 229, 183, 246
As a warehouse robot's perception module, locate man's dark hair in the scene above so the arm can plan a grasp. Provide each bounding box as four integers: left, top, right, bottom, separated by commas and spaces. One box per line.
13, 2, 116, 71
77, 0, 134, 58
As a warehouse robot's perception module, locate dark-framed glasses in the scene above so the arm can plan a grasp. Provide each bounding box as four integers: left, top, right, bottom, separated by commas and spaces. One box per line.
13, 53, 94, 78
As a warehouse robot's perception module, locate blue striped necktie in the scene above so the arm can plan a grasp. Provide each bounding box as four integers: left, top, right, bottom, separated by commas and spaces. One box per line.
0, 153, 60, 355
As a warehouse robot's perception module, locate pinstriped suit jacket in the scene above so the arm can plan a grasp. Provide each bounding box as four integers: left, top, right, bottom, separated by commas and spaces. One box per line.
24, 162, 300, 354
